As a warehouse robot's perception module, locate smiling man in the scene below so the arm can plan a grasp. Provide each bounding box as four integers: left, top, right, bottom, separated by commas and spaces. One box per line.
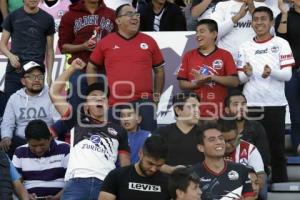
86, 4, 165, 132
192, 122, 255, 200
177, 19, 239, 119
237, 6, 295, 183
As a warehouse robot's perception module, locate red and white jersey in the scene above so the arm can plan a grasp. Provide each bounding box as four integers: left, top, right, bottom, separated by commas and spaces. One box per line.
177, 47, 237, 117
237, 36, 295, 106
38, 0, 71, 30
210, 0, 268, 61
226, 140, 264, 174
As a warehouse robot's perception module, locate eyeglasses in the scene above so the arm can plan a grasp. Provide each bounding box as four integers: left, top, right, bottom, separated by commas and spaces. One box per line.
24, 74, 44, 81
118, 12, 140, 18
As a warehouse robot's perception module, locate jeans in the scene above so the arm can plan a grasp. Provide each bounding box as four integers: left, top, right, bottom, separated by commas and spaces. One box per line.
108, 98, 157, 132
285, 68, 300, 151
248, 106, 287, 183
4, 70, 23, 106
61, 177, 103, 200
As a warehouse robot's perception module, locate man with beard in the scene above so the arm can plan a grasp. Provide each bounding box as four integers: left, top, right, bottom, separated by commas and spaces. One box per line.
223, 90, 270, 174
98, 135, 170, 200
0, 61, 58, 158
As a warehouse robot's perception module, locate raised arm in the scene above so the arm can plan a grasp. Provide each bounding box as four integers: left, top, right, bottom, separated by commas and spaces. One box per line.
49, 58, 86, 116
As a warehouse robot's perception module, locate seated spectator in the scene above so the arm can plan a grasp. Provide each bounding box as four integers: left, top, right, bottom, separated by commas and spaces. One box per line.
177, 19, 238, 119
138, 0, 187, 31
0, 61, 59, 158
50, 58, 130, 200
119, 103, 151, 164
168, 168, 202, 200
192, 122, 255, 199
99, 135, 170, 200
223, 90, 270, 174
154, 91, 204, 173
0, 150, 29, 200
218, 119, 266, 199
12, 119, 69, 200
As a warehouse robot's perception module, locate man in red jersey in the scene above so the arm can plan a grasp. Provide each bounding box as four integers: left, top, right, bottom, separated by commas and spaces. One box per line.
58, 0, 115, 111
177, 19, 239, 119
86, 4, 165, 132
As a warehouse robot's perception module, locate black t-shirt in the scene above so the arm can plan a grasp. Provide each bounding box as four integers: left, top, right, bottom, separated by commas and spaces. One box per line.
192, 161, 254, 200
2, 7, 55, 72
101, 165, 170, 200
154, 123, 204, 166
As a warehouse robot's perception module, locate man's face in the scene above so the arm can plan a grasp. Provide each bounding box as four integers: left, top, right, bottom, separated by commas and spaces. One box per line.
138, 153, 165, 177
225, 95, 247, 121
22, 68, 45, 94
251, 11, 273, 37
120, 108, 140, 132
178, 181, 202, 200
175, 97, 200, 125
86, 90, 108, 119
198, 129, 225, 158
28, 138, 51, 157
116, 5, 140, 35
223, 130, 239, 155
196, 24, 217, 49
24, 0, 40, 9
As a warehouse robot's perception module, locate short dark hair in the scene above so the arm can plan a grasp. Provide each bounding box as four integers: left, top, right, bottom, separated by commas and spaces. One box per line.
86, 82, 110, 98
115, 4, 131, 17
116, 102, 138, 113
224, 90, 247, 108
252, 6, 273, 21
197, 121, 220, 144
217, 119, 237, 133
196, 19, 218, 32
25, 119, 51, 140
168, 168, 200, 199
172, 91, 200, 117
142, 135, 168, 160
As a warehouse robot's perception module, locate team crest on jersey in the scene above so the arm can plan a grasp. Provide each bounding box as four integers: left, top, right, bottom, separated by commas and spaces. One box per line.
239, 158, 248, 165
140, 43, 149, 49
241, 149, 248, 157
108, 127, 118, 136
228, 170, 239, 181
212, 59, 223, 70
90, 135, 101, 144
271, 46, 279, 53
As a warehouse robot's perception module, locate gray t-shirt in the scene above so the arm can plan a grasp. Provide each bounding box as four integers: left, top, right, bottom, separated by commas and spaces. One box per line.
2, 7, 55, 72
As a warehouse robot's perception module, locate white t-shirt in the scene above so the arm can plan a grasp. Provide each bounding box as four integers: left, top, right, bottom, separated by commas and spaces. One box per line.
104, 0, 133, 10
210, 0, 268, 61
237, 36, 295, 106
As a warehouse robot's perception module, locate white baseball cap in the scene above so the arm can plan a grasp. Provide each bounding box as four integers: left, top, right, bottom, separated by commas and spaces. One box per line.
23, 61, 45, 74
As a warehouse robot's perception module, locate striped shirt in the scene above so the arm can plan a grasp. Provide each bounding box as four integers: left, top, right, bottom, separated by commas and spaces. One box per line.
12, 140, 70, 196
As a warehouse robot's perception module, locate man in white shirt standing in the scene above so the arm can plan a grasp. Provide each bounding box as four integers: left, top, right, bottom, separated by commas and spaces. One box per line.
237, 6, 295, 183
210, 0, 271, 62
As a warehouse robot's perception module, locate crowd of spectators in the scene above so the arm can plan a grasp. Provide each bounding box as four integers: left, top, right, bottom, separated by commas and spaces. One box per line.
0, 0, 299, 200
